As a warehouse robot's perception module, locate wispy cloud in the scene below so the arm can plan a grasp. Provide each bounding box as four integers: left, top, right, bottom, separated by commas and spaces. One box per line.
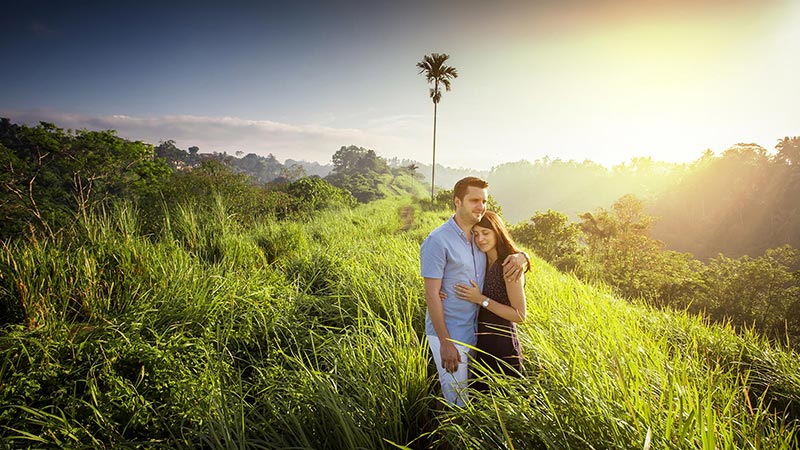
0, 109, 421, 164
365, 114, 426, 134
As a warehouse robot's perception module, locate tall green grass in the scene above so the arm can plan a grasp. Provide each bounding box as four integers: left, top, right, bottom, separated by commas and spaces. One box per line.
435, 265, 799, 449
1, 196, 798, 448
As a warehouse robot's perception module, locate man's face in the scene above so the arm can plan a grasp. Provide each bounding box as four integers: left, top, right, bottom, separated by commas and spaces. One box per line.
454, 186, 488, 226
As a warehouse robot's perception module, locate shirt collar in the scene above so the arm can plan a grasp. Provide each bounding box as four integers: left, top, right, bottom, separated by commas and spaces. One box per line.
447, 215, 471, 241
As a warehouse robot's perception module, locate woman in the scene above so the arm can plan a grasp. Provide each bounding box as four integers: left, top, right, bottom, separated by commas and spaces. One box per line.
454, 211, 526, 382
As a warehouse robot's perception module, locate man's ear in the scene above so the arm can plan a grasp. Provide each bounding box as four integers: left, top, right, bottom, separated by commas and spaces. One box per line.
453, 196, 461, 209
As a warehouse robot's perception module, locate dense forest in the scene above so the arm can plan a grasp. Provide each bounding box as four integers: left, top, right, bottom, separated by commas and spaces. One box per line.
1, 118, 799, 448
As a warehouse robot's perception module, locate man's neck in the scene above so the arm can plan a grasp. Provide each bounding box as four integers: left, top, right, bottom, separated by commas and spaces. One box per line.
453, 214, 474, 239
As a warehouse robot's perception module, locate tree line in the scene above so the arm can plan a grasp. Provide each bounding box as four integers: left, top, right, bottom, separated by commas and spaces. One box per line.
153, 131, 800, 263
0, 118, 431, 242
1, 120, 426, 242
408, 137, 800, 261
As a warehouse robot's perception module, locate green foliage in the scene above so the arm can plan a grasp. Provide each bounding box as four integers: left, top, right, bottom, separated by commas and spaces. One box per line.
278, 162, 307, 182
331, 145, 390, 176
393, 163, 424, 181
157, 161, 278, 228
156, 141, 289, 185
511, 209, 581, 271
154, 139, 198, 169
326, 146, 392, 203
325, 172, 380, 203
385, 173, 428, 198
433, 188, 455, 210
577, 194, 697, 302
0, 119, 171, 240
287, 176, 357, 211
253, 221, 309, 265
699, 246, 800, 338
326, 145, 428, 203
154, 163, 356, 233
233, 152, 283, 183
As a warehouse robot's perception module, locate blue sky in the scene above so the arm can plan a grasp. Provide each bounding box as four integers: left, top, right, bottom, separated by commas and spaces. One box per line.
2, 0, 798, 169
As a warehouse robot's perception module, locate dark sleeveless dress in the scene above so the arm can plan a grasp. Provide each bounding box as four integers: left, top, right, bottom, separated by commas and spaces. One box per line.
475, 260, 524, 379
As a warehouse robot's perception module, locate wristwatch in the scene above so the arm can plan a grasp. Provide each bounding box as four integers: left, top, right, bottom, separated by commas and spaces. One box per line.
481, 297, 490, 308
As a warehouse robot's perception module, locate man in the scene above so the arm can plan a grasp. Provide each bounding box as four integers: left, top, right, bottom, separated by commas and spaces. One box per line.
420, 176, 528, 406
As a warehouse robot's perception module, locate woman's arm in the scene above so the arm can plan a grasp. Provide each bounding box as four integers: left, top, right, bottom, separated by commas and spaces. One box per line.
502, 276, 526, 323
453, 278, 527, 323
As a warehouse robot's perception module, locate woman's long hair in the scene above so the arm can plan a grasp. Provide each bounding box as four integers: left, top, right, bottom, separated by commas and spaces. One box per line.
476, 211, 522, 265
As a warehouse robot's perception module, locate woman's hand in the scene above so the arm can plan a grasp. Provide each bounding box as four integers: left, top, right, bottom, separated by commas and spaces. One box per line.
454, 280, 484, 304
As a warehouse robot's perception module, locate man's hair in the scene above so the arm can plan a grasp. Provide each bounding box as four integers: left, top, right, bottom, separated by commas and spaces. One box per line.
453, 176, 489, 201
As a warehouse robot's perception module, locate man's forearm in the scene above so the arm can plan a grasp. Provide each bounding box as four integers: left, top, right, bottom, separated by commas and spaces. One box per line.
426, 292, 451, 341
520, 251, 530, 271
424, 278, 451, 341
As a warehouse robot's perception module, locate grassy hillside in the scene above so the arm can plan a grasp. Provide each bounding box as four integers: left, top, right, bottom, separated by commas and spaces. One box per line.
378, 173, 429, 199
1, 198, 798, 449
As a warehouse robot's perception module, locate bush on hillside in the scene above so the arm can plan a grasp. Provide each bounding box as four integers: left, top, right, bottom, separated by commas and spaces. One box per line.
0, 119, 170, 240
287, 176, 357, 211
512, 209, 582, 271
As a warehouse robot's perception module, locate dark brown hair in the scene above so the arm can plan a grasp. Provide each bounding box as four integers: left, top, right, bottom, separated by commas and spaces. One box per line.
453, 176, 489, 201
476, 211, 521, 263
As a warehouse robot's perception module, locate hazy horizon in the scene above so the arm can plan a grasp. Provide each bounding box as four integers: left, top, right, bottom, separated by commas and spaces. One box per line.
2, 0, 798, 170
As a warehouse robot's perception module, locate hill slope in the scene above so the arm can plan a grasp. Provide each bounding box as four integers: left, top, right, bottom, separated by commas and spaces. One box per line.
1, 198, 798, 448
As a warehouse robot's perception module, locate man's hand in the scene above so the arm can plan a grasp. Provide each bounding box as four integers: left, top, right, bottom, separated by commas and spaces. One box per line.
502, 252, 530, 282
440, 340, 461, 373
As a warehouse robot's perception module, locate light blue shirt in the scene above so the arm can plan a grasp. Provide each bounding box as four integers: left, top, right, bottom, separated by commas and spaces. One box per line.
420, 215, 486, 346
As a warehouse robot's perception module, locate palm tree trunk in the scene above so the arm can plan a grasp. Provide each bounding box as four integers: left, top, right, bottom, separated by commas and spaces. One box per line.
431, 101, 437, 201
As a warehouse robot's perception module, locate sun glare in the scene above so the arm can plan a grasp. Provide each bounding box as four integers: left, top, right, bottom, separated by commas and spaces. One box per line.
467, 2, 799, 167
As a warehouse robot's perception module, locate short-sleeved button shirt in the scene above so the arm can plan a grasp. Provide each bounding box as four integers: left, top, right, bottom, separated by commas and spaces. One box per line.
420, 215, 486, 346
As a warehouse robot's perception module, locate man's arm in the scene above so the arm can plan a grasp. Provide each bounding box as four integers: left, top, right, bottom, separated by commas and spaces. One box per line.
502, 252, 531, 281
424, 277, 461, 373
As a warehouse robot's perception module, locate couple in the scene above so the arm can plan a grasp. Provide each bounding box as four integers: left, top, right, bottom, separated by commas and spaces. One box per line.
420, 176, 529, 406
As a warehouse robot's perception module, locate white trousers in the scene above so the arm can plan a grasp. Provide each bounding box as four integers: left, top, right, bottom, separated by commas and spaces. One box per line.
427, 335, 475, 407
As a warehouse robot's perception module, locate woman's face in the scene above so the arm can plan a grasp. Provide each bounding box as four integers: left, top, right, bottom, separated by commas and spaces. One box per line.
473, 225, 497, 253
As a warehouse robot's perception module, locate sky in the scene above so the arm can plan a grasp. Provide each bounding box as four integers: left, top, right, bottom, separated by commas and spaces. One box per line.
2, 0, 798, 169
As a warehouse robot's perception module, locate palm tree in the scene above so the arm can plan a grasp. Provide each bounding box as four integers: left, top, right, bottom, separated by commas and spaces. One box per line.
417, 53, 458, 201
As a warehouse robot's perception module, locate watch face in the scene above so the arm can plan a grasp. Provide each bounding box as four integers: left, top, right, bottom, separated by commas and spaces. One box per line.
482, 299, 489, 307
